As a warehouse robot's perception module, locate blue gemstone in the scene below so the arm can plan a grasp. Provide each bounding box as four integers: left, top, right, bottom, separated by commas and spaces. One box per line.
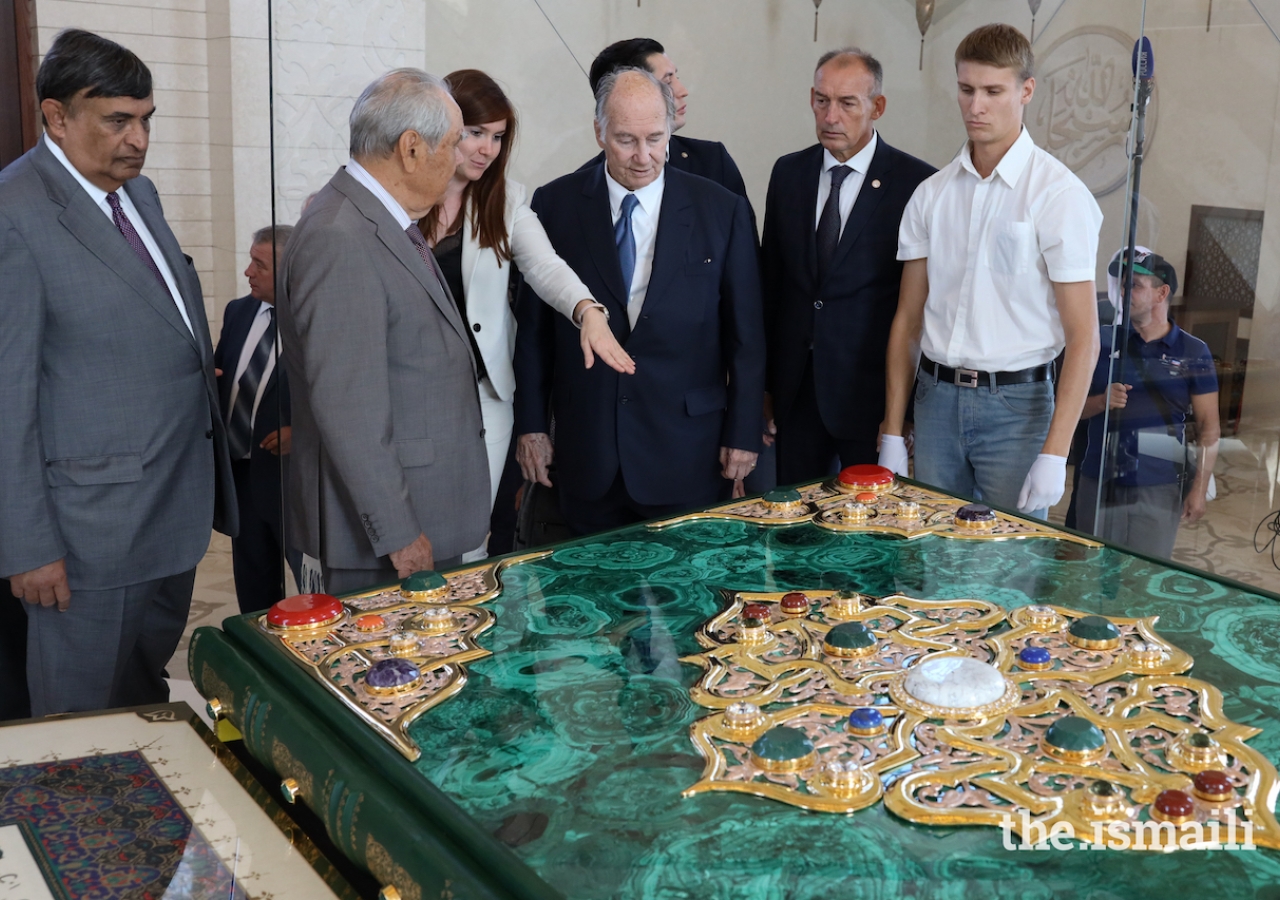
366, 658, 421, 689
1019, 646, 1051, 665
848, 708, 884, 731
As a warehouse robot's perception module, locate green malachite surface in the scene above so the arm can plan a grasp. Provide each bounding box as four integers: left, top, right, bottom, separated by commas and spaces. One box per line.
389, 519, 1280, 898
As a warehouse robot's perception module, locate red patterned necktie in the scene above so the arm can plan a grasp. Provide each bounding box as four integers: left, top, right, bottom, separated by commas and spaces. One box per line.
106, 191, 169, 293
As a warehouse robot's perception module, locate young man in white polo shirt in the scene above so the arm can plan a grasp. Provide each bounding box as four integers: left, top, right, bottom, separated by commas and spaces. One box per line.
878, 23, 1102, 519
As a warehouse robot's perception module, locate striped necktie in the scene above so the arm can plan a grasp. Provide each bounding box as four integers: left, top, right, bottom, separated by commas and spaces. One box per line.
226, 307, 276, 460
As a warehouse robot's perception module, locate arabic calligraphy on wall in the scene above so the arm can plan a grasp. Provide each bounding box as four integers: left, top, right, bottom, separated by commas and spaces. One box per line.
1026, 27, 1156, 197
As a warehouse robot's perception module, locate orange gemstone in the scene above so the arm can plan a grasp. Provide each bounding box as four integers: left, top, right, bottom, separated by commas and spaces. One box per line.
837, 464, 894, 487
267, 593, 343, 628
355, 614, 387, 632
855, 492, 878, 503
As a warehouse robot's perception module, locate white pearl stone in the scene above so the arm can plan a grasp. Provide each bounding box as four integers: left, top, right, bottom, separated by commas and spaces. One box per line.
903, 656, 1006, 709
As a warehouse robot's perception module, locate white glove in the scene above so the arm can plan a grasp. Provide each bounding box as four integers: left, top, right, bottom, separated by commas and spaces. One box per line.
1016, 454, 1067, 513
878, 434, 909, 476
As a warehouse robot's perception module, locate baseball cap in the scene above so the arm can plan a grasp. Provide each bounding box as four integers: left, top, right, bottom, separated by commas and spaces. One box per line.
1107, 248, 1177, 295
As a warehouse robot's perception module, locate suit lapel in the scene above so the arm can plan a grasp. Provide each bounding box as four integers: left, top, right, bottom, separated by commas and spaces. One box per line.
577, 165, 629, 314
640, 169, 692, 321
34, 145, 203, 354
824, 140, 893, 280
332, 169, 471, 350
800, 147, 823, 281
219, 302, 257, 412
124, 179, 208, 357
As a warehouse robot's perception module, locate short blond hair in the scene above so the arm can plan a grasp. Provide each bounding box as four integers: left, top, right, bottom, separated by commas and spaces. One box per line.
955, 24, 1033, 82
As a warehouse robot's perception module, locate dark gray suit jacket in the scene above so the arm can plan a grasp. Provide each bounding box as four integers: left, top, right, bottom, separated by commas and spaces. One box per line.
0, 139, 237, 590
277, 168, 489, 569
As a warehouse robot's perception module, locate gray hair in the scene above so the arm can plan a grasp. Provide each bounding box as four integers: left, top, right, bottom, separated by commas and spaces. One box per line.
349, 68, 453, 159
252, 224, 294, 249
815, 47, 884, 98
593, 66, 675, 136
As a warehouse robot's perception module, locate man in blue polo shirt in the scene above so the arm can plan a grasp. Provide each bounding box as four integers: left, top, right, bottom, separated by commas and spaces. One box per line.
1076, 250, 1220, 558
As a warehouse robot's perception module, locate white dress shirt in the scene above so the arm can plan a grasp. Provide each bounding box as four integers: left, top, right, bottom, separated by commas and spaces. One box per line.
898, 127, 1102, 372
227, 300, 279, 459
44, 134, 194, 337
814, 131, 878, 235
346, 158, 413, 229
605, 167, 665, 328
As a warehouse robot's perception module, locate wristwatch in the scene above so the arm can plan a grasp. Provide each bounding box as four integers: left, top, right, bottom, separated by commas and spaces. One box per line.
573, 301, 609, 329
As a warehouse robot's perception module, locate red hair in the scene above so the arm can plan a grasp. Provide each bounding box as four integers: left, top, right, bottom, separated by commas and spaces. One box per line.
421, 69, 517, 262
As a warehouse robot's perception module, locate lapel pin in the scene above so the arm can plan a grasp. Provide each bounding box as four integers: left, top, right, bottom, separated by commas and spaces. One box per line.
871, 179, 881, 188
681, 151, 689, 158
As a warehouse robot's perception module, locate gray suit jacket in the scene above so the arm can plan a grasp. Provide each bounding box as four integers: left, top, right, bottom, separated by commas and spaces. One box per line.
0, 140, 237, 590
277, 168, 489, 569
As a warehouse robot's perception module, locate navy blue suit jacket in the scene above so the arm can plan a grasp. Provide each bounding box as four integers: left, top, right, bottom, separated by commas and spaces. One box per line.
514, 164, 765, 507
761, 139, 935, 438
214, 295, 290, 530
582, 134, 755, 235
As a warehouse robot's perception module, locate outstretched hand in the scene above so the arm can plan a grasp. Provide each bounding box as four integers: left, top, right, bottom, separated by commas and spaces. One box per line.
579, 307, 635, 374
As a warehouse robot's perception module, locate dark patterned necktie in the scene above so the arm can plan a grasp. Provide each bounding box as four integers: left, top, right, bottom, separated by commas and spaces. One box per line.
614, 193, 640, 300
226, 307, 276, 460
405, 223, 447, 288
106, 191, 169, 293
816, 164, 852, 282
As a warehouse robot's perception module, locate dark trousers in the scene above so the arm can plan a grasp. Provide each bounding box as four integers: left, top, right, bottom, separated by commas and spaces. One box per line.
559, 470, 698, 537
231, 459, 299, 614
23, 568, 196, 716
775, 359, 878, 486
0, 586, 31, 721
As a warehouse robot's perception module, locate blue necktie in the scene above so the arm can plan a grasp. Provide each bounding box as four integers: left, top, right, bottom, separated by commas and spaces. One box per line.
615, 193, 640, 301
226, 307, 276, 460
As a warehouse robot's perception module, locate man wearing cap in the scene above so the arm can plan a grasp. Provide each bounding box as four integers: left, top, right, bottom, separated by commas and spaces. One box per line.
1075, 250, 1219, 558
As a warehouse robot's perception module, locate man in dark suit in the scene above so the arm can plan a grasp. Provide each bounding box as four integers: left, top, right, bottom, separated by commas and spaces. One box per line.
514, 68, 765, 535
215, 225, 299, 613
0, 30, 237, 715
278, 68, 489, 595
762, 48, 935, 484
582, 38, 751, 212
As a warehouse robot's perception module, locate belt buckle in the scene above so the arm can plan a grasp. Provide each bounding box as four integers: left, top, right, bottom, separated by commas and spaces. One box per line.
955, 367, 980, 388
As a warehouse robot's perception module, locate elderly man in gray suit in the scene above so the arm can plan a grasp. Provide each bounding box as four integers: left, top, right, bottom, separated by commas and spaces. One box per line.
0, 30, 237, 716
278, 69, 489, 595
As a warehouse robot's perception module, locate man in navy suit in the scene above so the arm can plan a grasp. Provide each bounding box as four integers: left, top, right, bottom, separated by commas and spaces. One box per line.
514, 68, 765, 535
582, 38, 751, 216
214, 225, 297, 613
762, 48, 935, 484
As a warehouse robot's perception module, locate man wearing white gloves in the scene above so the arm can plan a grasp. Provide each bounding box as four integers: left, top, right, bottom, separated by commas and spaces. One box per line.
878, 24, 1100, 519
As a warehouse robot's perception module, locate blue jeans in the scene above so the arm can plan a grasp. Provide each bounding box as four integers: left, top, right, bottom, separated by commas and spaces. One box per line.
912, 374, 1054, 519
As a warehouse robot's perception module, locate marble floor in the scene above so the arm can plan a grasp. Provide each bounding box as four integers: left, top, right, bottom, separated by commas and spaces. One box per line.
170, 452, 1280, 699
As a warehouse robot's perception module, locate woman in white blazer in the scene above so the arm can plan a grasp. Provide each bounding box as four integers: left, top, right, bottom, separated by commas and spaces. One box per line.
420, 70, 631, 553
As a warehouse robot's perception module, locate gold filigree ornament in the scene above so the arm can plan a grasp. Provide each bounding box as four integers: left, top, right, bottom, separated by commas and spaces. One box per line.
649, 479, 1101, 547
258, 552, 550, 760
683, 592, 1280, 849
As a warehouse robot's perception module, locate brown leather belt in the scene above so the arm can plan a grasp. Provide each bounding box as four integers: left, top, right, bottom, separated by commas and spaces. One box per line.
919, 356, 1053, 388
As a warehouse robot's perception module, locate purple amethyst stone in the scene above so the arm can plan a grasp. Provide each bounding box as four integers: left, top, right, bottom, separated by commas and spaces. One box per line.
366, 658, 421, 689
955, 503, 996, 523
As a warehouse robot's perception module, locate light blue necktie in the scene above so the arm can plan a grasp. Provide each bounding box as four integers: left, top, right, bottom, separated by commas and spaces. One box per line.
615, 193, 640, 301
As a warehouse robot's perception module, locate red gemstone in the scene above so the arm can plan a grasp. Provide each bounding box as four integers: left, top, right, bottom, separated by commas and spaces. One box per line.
742, 603, 771, 620
855, 492, 879, 503
1153, 789, 1195, 819
838, 464, 895, 487
1193, 770, 1233, 801
780, 592, 810, 613
355, 614, 387, 632
267, 593, 344, 628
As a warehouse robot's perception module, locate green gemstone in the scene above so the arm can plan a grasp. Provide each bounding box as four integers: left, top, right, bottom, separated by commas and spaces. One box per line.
1045, 716, 1106, 752
401, 570, 447, 593
763, 489, 802, 503
750, 726, 815, 762
825, 621, 876, 650
1068, 615, 1120, 642
1187, 732, 1215, 749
